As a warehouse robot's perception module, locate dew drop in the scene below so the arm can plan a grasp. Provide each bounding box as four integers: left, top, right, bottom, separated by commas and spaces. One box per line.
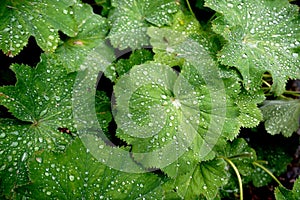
69, 175, 75, 181
0, 133, 6, 138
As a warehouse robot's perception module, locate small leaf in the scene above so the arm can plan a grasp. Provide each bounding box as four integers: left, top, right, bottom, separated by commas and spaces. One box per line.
205, 0, 300, 95
20, 138, 163, 199
108, 0, 179, 50
260, 100, 300, 137
275, 178, 300, 200
0, 0, 77, 56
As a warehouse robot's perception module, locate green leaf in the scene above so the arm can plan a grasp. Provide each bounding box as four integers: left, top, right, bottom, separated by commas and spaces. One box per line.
147, 11, 202, 66
0, 0, 77, 56
260, 100, 300, 137
0, 54, 76, 127
54, 3, 108, 72
236, 90, 265, 128
216, 138, 257, 176
19, 138, 163, 199
95, 90, 112, 135
174, 158, 228, 199
107, 49, 153, 82
0, 54, 76, 197
108, 0, 179, 50
205, 0, 300, 95
95, 0, 112, 17
275, 178, 300, 200
248, 147, 292, 187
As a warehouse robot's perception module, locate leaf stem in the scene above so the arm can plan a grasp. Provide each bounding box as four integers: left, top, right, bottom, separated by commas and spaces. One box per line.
253, 161, 284, 187
222, 157, 243, 200
186, 0, 196, 18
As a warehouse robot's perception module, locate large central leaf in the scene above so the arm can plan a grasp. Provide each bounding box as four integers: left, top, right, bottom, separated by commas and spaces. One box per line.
205, 0, 300, 95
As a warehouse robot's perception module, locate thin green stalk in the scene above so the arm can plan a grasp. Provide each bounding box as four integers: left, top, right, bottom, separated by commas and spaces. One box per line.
186, 0, 196, 18
222, 157, 243, 200
253, 161, 284, 187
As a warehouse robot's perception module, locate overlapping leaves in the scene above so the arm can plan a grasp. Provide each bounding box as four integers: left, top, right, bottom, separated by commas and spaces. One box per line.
205, 0, 300, 95
108, 0, 179, 50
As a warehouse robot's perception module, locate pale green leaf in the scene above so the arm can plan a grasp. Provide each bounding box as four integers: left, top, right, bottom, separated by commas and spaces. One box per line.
260, 100, 300, 137
20, 138, 163, 199
205, 0, 300, 95
54, 3, 108, 72
108, 0, 179, 50
0, 0, 77, 56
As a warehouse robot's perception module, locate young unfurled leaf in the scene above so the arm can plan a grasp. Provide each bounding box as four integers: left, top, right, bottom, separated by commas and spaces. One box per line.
260, 100, 300, 137
20, 138, 163, 199
205, 0, 300, 95
108, 0, 179, 50
275, 178, 300, 200
0, 0, 77, 56
0, 54, 76, 197
54, 3, 109, 72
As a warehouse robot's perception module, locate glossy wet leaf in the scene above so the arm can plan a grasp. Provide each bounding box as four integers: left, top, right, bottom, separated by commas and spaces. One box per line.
205, 0, 300, 95
275, 178, 300, 200
54, 3, 108, 72
21, 138, 163, 199
260, 100, 300, 137
174, 158, 228, 199
0, 54, 76, 197
108, 0, 179, 50
0, 0, 77, 56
